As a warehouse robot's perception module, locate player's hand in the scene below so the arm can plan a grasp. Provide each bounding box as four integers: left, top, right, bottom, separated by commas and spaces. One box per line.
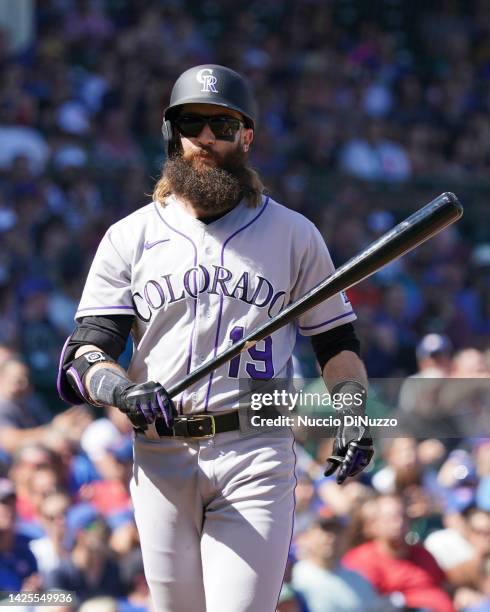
324, 422, 374, 485
113, 381, 176, 432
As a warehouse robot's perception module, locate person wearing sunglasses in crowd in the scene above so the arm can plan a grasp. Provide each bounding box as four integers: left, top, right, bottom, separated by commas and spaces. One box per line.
57, 64, 374, 612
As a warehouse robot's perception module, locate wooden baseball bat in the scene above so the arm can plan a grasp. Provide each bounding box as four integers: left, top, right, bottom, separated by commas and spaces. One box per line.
167, 192, 463, 398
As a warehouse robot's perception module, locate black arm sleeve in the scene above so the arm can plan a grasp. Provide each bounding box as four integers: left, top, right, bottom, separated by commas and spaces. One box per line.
57, 314, 134, 405
310, 323, 361, 372
69, 315, 134, 359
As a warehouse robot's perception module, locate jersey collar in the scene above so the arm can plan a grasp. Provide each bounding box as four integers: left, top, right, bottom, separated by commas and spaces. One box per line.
163, 194, 264, 233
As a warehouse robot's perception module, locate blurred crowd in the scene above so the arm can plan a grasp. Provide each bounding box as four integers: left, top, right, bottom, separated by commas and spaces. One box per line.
1, 336, 490, 611
0, 0, 489, 406
0, 0, 490, 611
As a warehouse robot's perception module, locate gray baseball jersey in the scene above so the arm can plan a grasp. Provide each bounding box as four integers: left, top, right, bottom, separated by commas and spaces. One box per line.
76, 194, 356, 412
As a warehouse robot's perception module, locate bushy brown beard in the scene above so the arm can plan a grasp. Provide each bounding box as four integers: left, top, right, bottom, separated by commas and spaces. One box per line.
164, 145, 250, 215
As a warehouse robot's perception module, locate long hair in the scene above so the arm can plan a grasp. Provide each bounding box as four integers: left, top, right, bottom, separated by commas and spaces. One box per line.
152, 162, 265, 208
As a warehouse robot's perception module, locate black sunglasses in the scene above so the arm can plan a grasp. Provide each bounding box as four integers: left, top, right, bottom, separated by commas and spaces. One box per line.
174, 114, 244, 141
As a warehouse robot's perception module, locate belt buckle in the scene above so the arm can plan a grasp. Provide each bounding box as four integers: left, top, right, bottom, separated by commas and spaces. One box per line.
173, 415, 216, 438
190, 414, 216, 439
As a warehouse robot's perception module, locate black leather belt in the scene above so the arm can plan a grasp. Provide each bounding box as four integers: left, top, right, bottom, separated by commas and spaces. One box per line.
155, 411, 240, 438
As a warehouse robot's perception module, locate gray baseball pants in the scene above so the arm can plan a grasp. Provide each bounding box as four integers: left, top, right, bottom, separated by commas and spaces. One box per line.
130, 428, 296, 612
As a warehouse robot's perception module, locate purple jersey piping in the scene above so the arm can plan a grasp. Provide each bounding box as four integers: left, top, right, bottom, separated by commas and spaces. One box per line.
299, 309, 355, 331
153, 201, 198, 414
76, 305, 134, 315
57, 335, 74, 404
204, 196, 271, 411
66, 366, 91, 403
273, 432, 298, 611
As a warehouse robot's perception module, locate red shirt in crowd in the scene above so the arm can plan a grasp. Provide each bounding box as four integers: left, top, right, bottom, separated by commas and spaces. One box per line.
342, 540, 455, 612
79, 480, 131, 516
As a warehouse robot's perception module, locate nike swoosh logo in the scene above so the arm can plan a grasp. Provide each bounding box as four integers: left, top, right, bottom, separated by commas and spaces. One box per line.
144, 239, 170, 250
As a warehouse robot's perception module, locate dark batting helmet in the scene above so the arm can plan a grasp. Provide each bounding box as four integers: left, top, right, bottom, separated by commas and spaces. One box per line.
162, 64, 257, 155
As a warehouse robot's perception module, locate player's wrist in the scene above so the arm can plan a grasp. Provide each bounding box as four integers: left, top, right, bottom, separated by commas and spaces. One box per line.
112, 380, 136, 410
66, 350, 118, 406
330, 380, 367, 417
90, 369, 133, 408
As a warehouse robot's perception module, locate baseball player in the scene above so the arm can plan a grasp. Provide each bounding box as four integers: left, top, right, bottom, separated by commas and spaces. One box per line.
57, 64, 374, 612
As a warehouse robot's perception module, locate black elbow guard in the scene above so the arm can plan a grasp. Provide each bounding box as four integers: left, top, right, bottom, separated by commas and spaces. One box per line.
58, 343, 115, 406
57, 315, 132, 405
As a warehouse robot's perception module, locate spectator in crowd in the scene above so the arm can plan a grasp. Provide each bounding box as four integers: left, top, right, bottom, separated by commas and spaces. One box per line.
371, 437, 445, 539
29, 491, 71, 581
118, 547, 153, 612
342, 493, 455, 611
397, 334, 459, 439
293, 473, 321, 536
78, 597, 118, 612
292, 516, 381, 612
41, 427, 99, 497
339, 119, 412, 182
462, 554, 490, 612
415, 334, 454, 378
77, 427, 137, 557
0, 477, 40, 591
397, 333, 453, 424
426, 506, 490, 589
452, 349, 488, 378
317, 472, 375, 519
80, 413, 130, 470
343, 498, 380, 549
25, 464, 65, 524
44, 505, 125, 602
9, 443, 60, 523
372, 437, 424, 495
18, 276, 64, 404
447, 349, 490, 438
0, 353, 90, 454
78, 417, 132, 518
0, 355, 50, 432
278, 552, 308, 612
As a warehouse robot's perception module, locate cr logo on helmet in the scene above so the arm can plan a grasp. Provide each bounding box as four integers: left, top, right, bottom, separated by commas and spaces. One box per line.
196, 68, 218, 93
